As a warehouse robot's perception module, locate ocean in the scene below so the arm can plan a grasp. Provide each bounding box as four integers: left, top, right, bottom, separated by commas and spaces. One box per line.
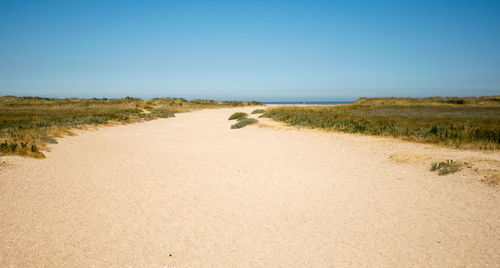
261, 101, 352, 105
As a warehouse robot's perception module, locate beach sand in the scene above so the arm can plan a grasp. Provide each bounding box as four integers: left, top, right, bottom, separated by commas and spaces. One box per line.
1, 106, 499, 267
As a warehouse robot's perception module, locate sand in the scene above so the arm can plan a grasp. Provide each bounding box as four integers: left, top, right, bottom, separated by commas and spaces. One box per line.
1, 106, 499, 267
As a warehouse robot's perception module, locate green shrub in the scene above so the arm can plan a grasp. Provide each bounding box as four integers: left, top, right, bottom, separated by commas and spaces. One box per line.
231, 118, 258, 129
228, 112, 248, 120
251, 109, 266, 114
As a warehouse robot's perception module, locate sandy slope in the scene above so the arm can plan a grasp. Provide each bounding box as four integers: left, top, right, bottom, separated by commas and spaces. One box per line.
1, 107, 499, 267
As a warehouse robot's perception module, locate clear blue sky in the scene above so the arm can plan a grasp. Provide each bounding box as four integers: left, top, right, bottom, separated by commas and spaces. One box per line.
1, 0, 499, 101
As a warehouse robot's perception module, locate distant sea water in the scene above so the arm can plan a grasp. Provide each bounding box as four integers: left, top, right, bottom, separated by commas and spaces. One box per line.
261, 101, 352, 105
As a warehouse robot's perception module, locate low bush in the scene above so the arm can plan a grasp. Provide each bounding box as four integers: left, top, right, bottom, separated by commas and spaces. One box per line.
228, 112, 248, 120
231, 118, 258, 129
251, 109, 266, 114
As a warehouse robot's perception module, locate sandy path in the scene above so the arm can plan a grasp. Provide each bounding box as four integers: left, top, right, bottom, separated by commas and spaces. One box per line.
1, 107, 499, 267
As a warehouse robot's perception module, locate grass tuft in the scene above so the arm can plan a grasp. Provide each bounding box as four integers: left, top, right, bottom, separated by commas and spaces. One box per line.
231, 118, 258, 129
228, 112, 248, 120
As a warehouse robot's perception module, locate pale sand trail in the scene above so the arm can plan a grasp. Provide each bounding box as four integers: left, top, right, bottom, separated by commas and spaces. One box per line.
1, 106, 499, 267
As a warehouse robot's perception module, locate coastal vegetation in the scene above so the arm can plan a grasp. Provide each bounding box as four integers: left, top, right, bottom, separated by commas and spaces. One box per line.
231, 118, 258, 129
261, 96, 500, 150
228, 112, 248, 120
251, 109, 266, 114
0, 96, 261, 157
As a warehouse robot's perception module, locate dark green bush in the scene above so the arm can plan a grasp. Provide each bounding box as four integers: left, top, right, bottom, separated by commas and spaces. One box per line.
228, 112, 248, 120
231, 118, 258, 129
440, 98, 466, 105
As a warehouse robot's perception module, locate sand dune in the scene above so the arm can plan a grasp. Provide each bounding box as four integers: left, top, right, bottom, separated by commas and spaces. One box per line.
1, 107, 499, 267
